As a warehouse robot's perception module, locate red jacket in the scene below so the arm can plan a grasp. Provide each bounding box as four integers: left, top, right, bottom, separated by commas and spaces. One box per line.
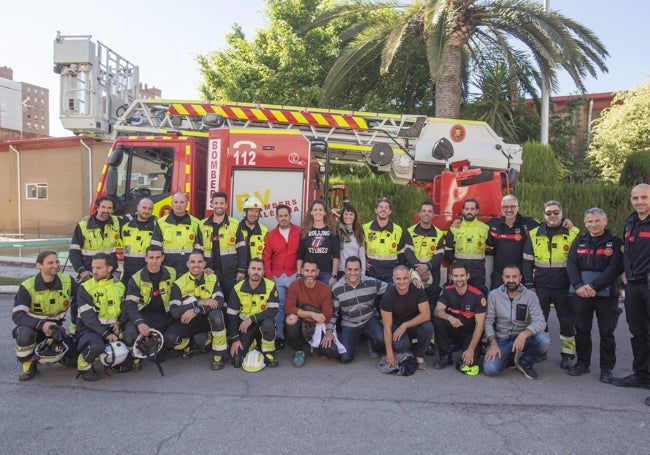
263, 224, 301, 279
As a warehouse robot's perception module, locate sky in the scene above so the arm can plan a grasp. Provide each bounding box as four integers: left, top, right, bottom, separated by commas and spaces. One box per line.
1, 0, 647, 138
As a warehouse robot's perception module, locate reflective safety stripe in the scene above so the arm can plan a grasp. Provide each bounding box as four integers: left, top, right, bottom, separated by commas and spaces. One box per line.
81, 248, 115, 255
366, 254, 398, 260
16, 343, 36, 359
98, 317, 118, 324
123, 252, 146, 258
455, 253, 485, 260
522, 253, 535, 261
12, 305, 66, 320
204, 249, 236, 255
164, 248, 195, 254
534, 261, 567, 268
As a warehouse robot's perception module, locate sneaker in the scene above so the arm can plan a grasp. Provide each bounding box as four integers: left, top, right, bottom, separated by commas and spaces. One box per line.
263, 353, 279, 368
293, 351, 305, 367
560, 355, 575, 370
516, 363, 539, 380
19, 360, 37, 381
79, 367, 101, 382
211, 355, 225, 370
416, 358, 427, 370
432, 354, 452, 370
567, 363, 590, 377
274, 338, 285, 353
610, 373, 650, 389
599, 369, 614, 384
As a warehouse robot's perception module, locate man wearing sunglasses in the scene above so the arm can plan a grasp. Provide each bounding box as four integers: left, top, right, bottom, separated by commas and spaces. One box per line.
523, 201, 579, 369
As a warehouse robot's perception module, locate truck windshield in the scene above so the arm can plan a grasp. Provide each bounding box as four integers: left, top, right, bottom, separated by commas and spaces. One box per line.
113, 146, 174, 203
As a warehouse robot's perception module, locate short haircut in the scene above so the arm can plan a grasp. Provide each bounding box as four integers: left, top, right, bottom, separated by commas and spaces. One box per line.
95, 196, 115, 209
450, 261, 469, 274
463, 199, 479, 210
345, 256, 362, 267
276, 204, 291, 216
544, 200, 562, 210
502, 264, 522, 274
584, 207, 607, 218
249, 257, 265, 267
145, 245, 164, 255
211, 191, 228, 201
502, 195, 518, 205
36, 250, 57, 265
375, 197, 392, 209
92, 252, 112, 265
393, 264, 410, 275
187, 249, 205, 260
302, 259, 319, 269
419, 201, 434, 211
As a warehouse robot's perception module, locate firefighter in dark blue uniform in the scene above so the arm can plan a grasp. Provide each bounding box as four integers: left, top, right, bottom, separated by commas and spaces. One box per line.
611, 184, 650, 398
566, 208, 623, 383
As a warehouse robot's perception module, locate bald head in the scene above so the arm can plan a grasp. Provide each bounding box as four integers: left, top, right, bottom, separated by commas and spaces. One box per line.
631, 184, 650, 219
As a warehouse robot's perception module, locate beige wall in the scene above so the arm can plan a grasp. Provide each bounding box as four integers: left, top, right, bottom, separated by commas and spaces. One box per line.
0, 138, 111, 236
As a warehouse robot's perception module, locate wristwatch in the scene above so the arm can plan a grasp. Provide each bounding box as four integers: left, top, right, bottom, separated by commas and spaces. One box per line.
193, 305, 202, 314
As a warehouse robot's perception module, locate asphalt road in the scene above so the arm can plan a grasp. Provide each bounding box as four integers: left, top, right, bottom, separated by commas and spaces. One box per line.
1, 292, 649, 455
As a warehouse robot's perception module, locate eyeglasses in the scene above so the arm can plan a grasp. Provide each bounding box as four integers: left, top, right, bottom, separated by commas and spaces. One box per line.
544, 210, 561, 216
502, 205, 518, 210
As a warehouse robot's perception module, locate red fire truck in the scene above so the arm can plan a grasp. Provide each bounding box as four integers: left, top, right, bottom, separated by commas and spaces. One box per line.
54, 35, 522, 229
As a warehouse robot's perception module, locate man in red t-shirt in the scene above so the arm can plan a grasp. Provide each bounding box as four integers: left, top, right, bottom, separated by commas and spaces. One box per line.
285, 260, 337, 367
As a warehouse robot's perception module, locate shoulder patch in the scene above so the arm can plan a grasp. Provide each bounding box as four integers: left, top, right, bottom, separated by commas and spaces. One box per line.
481, 297, 487, 307
273, 290, 279, 298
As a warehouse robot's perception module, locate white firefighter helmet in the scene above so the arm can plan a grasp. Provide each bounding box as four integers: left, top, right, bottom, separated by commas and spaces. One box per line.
132, 329, 164, 359
242, 349, 266, 373
101, 341, 129, 366
242, 196, 263, 210
34, 338, 69, 364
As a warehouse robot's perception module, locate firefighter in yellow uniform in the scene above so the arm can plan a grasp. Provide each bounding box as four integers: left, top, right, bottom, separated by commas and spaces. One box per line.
166, 250, 228, 370
523, 200, 580, 369
443, 199, 490, 293
158, 192, 203, 276
12, 251, 78, 381
76, 253, 126, 381
122, 245, 176, 371
200, 191, 247, 301
363, 197, 416, 283
227, 258, 280, 368
237, 196, 269, 267
120, 197, 163, 285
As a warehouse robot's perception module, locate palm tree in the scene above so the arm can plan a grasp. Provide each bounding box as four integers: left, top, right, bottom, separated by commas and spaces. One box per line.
306, 0, 608, 119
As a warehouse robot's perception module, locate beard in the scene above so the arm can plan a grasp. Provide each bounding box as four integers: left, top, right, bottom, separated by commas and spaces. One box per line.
463, 214, 475, 221
505, 282, 519, 291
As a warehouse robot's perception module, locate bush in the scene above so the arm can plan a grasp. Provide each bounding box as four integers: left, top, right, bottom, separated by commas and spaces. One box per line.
514, 182, 631, 235
619, 149, 650, 186
519, 141, 566, 185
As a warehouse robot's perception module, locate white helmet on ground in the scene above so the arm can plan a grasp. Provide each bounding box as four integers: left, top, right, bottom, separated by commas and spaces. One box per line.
34, 338, 69, 364
101, 341, 129, 366
242, 350, 266, 373
132, 329, 164, 359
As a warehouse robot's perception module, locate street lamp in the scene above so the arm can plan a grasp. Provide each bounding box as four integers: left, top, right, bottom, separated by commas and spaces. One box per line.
540, 0, 550, 145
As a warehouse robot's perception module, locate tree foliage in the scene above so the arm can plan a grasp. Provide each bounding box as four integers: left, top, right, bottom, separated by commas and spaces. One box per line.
196, 0, 434, 112
306, 0, 609, 119
589, 79, 650, 182
619, 149, 650, 186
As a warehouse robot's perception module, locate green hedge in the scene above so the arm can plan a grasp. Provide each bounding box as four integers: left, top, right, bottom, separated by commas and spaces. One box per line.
514, 183, 631, 235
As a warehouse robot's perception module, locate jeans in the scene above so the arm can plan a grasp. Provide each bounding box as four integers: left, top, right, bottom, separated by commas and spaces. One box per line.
483, 332, 551, 376
317, 271, 332, 286
272, 273, 296, 339
339, 316, 384, 363
391, 321, 434, 359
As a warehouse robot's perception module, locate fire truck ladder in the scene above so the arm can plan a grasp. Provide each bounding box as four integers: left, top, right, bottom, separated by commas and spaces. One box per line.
112, 99, 431, 162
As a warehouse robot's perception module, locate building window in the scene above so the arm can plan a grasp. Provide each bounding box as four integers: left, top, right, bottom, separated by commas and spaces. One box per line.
26, 183, 48, 200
